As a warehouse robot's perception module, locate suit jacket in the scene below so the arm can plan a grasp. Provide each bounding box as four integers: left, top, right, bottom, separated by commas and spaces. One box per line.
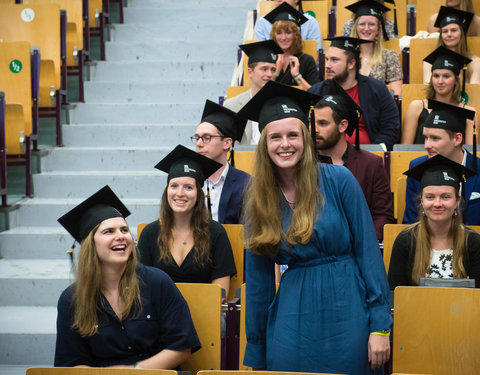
403, 151, 480, 225
218, 165, 250, 224
308, 75, 400, 149
345, 143, 395, 241
224, 90, 256, 145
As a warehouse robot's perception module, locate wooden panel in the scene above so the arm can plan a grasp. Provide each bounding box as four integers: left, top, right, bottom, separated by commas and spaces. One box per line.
238, 283, 248, 370
336, 0, 407, 38
226, 86, 249, 100
383, 223, 407, 271
199, 371, 342, 375
389, 151, 427, 195
234, 151, 255, 176
222, 224, 245, 301
176, 283, 222, 373
0, 41, 32, 154
393, 286, 480, 374
401, 84, 427, 125
88, 0, 103, 28
136, 222, 149, 242
415, 0, 444, 33
409, 38, 438, 84
395, 176, 407, 222
26, 368, 177, 375
0, 4, 61, 106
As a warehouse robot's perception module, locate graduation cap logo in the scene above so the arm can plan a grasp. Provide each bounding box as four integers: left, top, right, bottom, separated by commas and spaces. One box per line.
443, 172, 456, 182
324, 96, 338, 105
270, 53, 277, 61
281, 104, 298, 114
432, 115, 447, 125
344, 40, 355, 48
183, 164, 197, 173
444, 59, 454, 68
370, 8, 378, 16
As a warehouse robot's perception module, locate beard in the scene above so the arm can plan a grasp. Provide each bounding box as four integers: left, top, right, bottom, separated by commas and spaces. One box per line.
332, 66, 349, 84
316, 130, 342, 151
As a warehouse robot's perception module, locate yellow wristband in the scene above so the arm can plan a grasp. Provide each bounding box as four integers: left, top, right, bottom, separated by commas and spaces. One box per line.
371, 331, 390, 336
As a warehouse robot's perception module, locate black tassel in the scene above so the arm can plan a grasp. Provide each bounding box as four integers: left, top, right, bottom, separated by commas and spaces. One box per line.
461, 64, 467, 104
355, 108, 360, 151
380, 14, 389, 41
67, 241, 75, 270
230, 145, 235, 168
206, 183, 212, 217
473, 120, 477, 173
393, 5, 398, 36
309, 105, 316, 152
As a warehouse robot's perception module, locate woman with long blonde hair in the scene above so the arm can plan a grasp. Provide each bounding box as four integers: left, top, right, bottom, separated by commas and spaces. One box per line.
54, 185, 200, 368
402, 46, 478, 144
347, 0, 403, 96
238, 81, 392, 374
388, 155, 480, 288
423, 6, 480, 84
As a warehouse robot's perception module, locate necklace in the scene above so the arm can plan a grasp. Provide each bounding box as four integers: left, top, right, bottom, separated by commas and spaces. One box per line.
281, 189, 296, 206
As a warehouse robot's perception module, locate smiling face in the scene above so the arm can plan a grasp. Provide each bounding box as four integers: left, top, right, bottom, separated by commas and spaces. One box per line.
431, 68, 456, 96
441, 23, 462, 49
167, 176, 198, 215
93, 217, 133, 265
248, 62, 277, 91
355, 15, 379, 41
266, 118, 304, 172
421, 185, 459, 224
274, 27, 294, 52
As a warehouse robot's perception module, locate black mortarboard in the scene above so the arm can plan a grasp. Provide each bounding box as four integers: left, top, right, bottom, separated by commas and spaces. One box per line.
434, 6, 474, 34
57, 185, 131, 243
423, 46, 471, 76
201, 99, 247, 142
345, 0, 391, 40
155, 144, 222, 185
318, 79, 362, 141
404, 154, 475, 191
264, 2, 308, 27
424, 99, 475, 135
237, 80, 320, 133
324, 36, 373, 53
239, 40, 284, 65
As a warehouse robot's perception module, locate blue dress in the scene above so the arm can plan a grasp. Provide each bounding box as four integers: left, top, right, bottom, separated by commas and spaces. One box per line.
244, 164, 392, 375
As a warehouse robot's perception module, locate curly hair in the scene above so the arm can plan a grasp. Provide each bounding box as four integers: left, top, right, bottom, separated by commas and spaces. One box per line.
270, 20, 303, 55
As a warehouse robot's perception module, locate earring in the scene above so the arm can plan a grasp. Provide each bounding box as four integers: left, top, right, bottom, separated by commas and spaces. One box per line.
454, 210, 458, 218
421, 210, 426, 216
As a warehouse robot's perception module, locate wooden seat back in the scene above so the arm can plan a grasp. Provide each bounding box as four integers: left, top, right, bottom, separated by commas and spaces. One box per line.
223, 224, 245, 301
393, 286, 480, 374
395, 176, 407, 222
0, 3, 61, 107
176, 283, 222, 373
383, 223, 408, 271
389, 151, 427, 196
415, 0, 444, 33
409, 38, 438, 84
226, 86, 249, 100
26, 368, 177, 375
0, 41, 32, 154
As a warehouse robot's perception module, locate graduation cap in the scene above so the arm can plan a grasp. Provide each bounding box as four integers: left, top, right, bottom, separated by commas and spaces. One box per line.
424, 99, 475, 135
345, 0, 391, 40
239, 40, 284, 65
237, 80, 320, 132
316, 79, 363, 149
403, 154, 475, 191
155, 144, 222, 185
324, 36, 373, 53
57, 185, 131, 244
383, 0, 398, 36
434, 6, 474, 34
264, 2, 308, 27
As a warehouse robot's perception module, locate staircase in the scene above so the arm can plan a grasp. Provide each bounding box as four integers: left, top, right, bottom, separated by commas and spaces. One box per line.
0, 0, 256, 373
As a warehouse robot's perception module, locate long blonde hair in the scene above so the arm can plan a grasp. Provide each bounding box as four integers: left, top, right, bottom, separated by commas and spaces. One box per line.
72, 223, 141, 337
244, 121, 323, 256
408, 192, 467, 284
350, 16, 384, 66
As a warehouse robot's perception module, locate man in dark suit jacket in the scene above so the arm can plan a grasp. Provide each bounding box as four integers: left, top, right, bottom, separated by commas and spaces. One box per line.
193, 100, 250, 224
308, 36, 400, 150
314, 80, 394, 241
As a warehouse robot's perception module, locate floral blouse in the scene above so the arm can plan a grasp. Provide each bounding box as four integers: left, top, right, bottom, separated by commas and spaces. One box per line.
369, 49, 403, 84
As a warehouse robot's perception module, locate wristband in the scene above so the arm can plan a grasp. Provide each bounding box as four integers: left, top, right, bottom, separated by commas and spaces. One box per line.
371, 330, 390, 336
293, 73, 302, 81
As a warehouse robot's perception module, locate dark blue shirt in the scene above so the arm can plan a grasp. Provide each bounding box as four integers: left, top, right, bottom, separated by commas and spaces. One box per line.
54, 264, 201, 367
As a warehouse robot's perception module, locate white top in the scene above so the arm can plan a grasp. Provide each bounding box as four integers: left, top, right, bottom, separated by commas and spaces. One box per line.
428, 248, 454, 279
203, 163, 229, 221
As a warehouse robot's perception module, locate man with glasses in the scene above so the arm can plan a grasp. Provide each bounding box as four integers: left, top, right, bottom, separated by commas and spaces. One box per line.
191, 100, 250, 224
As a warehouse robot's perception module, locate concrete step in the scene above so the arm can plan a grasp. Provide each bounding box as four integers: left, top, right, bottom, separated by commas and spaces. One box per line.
0, 260, 71, 306
0, 306, 56, 364
0, 365, 35, 375
40, 146, 178, 171
124, 7, 249, 25
129, 0, 257, 9
62, 123, 196, 146
33, 171, 167, 198
106, 40, 238, 61
111, 23, 242, 41
90, 60, 234, 82
11, 198, 160, 229
68, 102, 204, 124
0, 227, 141, 260
83, 81, 227, 103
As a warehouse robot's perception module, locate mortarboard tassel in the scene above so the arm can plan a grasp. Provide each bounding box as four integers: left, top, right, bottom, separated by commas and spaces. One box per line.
229, 145, 235, 168
461, 64, 467, 104
206, 182, 212, 217
380, 13, 389, 41
473, 120, 477, 172
393, 5, 398, 36
309, 105, 316, 153
67, 240, 76, 270
355, 109, 360, 151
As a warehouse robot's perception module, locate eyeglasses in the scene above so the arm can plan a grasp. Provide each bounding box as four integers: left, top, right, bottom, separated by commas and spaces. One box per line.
190, 135, 224, 144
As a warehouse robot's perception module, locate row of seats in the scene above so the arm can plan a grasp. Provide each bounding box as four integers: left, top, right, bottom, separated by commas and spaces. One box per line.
0, 0, 120, 206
